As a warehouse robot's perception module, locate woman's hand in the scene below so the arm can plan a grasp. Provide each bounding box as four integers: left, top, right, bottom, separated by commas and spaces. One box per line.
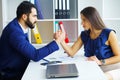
87, 56, 102, 65
54, 30, 65, 44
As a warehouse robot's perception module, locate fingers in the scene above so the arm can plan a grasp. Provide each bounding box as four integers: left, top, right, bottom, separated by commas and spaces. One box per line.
54, 29, 66, 44
87, 56, 98, 61
88, 56, 102, 65
87, 57, 93, 61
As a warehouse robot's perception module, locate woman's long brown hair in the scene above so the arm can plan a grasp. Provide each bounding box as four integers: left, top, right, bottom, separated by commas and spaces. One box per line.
80, 6, 106, 30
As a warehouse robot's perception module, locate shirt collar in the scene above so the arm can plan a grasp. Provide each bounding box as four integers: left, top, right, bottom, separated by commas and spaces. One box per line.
19, 23, 28, 34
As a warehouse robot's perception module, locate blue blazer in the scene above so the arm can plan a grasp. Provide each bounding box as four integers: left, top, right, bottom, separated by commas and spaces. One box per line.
0, 18, 59, 79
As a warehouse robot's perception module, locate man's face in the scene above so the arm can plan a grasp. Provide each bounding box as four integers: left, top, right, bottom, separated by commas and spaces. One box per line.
25, 8, 37, 29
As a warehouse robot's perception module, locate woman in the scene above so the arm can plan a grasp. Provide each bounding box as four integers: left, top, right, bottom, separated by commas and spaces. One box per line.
56, 7, 120, 80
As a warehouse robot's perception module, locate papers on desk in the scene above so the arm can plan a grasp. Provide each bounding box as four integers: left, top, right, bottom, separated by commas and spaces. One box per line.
43, 53, 87, 63
39, 49, 86, 65
58, 55, 86, 62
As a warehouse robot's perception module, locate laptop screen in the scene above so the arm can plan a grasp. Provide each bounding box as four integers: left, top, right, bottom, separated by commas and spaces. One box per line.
46, 63, 79, 78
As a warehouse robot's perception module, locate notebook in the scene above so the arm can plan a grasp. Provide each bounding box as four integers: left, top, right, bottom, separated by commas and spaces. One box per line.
46, 63, 79, 78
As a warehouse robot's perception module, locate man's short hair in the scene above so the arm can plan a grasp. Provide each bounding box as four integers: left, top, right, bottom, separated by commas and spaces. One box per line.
16, 1, 36, 19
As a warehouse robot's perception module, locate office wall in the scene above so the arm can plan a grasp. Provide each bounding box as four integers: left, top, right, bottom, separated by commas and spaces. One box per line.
0, 0, 3, 36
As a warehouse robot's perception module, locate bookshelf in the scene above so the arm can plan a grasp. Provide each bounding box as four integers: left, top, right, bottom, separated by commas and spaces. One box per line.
1, 0, 120, 48
30, 0, 78, 44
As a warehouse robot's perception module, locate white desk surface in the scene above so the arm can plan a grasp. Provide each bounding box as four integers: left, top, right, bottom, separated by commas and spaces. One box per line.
22, 50, 107, 80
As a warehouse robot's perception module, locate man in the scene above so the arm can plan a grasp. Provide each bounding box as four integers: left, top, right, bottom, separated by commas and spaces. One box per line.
0, 1, 65, 80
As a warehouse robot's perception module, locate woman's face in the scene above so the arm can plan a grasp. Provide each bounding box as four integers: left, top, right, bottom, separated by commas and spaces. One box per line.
80, 14, 91, 30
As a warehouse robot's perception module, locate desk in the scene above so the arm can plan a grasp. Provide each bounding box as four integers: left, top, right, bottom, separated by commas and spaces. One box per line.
22, 50, 107, 80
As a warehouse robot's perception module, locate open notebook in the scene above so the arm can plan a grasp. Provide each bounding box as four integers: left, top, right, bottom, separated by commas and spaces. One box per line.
46, 63, 79, 78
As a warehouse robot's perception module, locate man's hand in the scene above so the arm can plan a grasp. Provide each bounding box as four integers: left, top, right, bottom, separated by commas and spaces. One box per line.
54, 30, 65, 44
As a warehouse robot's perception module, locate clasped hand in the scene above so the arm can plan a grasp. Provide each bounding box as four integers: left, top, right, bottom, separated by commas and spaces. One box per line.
54, 30, 66, 44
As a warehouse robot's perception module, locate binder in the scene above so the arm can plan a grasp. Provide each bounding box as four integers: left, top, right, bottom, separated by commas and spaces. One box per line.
32, 24, 42, 44
55, 21, 59, 32
34, 0, 44, 19
62, 0, 67, 19
59, 0, 63, 19
55, 0, 59, 19
66, 0, 70, 18
59, 21, 69, 43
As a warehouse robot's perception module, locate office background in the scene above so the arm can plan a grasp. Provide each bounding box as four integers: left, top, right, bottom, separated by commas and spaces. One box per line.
0, 0, 120, 47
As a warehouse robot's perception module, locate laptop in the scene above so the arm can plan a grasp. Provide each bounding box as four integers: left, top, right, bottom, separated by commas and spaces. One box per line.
46, 63, 79, 79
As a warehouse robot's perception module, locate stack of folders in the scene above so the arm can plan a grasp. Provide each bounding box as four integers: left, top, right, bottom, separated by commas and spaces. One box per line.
34, 0, 44, 19
55, 0, 70, 19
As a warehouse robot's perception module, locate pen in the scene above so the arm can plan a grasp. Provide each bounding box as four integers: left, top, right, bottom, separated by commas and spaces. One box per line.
42, 59, 50, 63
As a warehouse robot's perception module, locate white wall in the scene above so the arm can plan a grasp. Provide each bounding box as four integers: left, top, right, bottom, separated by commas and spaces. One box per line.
0, 0, 3, 36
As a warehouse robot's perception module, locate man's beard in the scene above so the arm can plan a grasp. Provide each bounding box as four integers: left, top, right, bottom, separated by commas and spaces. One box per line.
25, 18, 36, 29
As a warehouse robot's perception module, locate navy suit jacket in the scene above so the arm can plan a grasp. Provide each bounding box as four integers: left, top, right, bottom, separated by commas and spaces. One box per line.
0, 18, 59, 79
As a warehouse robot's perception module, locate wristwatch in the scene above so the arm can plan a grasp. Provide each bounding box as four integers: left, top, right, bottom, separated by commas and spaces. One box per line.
101, 59, 105, 65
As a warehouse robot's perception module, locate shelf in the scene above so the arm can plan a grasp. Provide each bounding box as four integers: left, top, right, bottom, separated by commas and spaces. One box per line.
31, 21, 54, 43
55, 19, 78, 21
31, 20, 78, 44
32, 42, 74, 49
30, 0, 79, 44
103, 18, 120, 20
